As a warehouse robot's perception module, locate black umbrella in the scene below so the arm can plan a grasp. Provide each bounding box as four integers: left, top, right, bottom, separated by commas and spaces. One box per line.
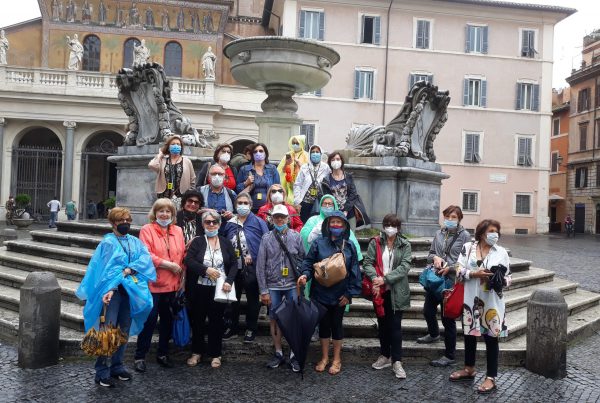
273, 285, 326, 378
488, 264, 508, 297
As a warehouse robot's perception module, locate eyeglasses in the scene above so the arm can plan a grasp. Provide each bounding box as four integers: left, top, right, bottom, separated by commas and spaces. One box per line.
204, 220, 219, 226
270, 189, 284, 194
237, 201, 250, 205
210, 173, 224, 177
186, 199, 201, 205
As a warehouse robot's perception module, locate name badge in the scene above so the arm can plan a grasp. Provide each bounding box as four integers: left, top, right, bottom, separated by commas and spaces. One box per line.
167, 182, 174, 190
281, 267, 289, 277
235, 249, 240, 258
257, 193, 263, 200
309, 188, 317, 196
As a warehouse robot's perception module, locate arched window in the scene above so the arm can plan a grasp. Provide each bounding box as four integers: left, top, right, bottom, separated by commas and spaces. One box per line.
164, 41, 182, 77
123, 38, 141, 68
82, 35, 101, 71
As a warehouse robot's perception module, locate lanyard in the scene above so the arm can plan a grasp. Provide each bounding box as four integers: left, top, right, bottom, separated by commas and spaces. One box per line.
205, 235, 220, 268
116, 236, 131, 264
162, 226, 171, 260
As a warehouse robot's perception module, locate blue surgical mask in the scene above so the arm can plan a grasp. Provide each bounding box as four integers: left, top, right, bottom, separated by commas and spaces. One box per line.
205, 229, 218, 238
274, 223, 288, 232
157, 218, 172, 227
169, 144, 182, 155
485, 232, 499, 246
321, 206, 334, 216
237, 205, 251, 216
292, 144, 301, 152
310, 152, 321, 164
329, 227, 344, 237
444, 219, 458, 229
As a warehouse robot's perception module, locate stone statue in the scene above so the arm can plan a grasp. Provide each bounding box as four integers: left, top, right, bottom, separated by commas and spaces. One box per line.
145, 7, 154, 28
129, 1, 140, 26
81, 0, 91, 24
191, 11, 200, 34
345, 81, 450, 161
65, 0, 76, 22
132, 39, 150, 67
66, 34, 83, 70
177, 8, 185, 31
161, 9, 170, 32
0, 30, 9, 66
51, 0, 62, 21
116, 63, 213, 148
115, 2, 124, 27
201, 46, 216, 79
98, 0, 107, 25
203, 12, 214, 32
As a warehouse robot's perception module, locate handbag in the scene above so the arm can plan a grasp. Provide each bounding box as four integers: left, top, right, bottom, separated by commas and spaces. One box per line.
172, 305, 191, 347
314, 240, 347, 287
442, 281, 464, 319
214, 275, 237, 303
361, 236, 383, 301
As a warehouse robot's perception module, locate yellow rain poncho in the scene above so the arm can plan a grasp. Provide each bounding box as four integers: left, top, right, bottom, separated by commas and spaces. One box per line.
277, 135, 309, 204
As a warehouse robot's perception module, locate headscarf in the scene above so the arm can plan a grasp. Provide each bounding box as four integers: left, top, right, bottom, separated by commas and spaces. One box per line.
278, 135, 309, 204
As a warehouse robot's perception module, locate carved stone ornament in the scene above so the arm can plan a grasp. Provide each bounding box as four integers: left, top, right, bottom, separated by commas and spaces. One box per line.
63, 121, 77, 129
116, 63, 213, 148
345, 81, 450, 162
237, 51, 251, 62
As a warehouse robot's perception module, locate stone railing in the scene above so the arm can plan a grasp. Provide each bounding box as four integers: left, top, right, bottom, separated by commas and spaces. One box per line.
0, 66, 214, 104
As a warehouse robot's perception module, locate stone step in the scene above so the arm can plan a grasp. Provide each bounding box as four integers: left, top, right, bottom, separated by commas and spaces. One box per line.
3, 240, 93, 265
56, 221, 141, 237
0, 248, 87, 283
0, 265, 83, 305
30, 230, 105, 250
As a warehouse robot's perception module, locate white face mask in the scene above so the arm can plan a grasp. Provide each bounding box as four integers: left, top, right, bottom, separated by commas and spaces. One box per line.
271, 192, 284, 204
331, 160, 342, 170
219, 152, 231, 163
210, 174, 224, 187
384, 227, 398, 237
485, 232, 499, 246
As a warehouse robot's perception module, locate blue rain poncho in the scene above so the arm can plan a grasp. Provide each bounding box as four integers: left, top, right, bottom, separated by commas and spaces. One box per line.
76, 233, 156, 336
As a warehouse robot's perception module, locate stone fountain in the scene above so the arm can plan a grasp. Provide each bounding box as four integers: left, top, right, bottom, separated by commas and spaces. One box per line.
224, 37, 340, 159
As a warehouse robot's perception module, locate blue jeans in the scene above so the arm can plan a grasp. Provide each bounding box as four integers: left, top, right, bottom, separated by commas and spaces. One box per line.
49, 211, 58, 227
66, 213, 76, 220
268, 287, 297, 320
94, 288, 131, 381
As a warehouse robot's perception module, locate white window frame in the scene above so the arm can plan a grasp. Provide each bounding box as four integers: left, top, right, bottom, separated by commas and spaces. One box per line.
514, 192, 533, 217
464, 75, 486, 107
300, 121, 318, 150
461, 190, 480, 215
515, 135, 535, 167
354, 67, 376, 100
409, 71, 433, 89
462, 130, 484, 163
552, 118, 560, 136
299, 8, 324, 41
466, 23, 487, 54
413, 17, 433, 50
358, 13, 381, 45
519, 28, 539, 58
550, 150, 560, 173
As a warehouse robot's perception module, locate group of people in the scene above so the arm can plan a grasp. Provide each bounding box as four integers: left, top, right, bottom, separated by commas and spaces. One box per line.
76, 134, 511, 395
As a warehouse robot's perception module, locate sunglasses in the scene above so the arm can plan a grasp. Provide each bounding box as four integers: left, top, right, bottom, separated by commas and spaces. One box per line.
186, 199, 201, 205
271, 189, 284, 194
204, 220, 219, 225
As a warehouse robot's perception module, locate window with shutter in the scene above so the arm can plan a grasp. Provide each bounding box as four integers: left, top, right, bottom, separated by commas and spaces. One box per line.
466, 25, 487, 53
596, 163, 600, 187
301, 123, 316, 150
551, 153, 558, 173
521, 29, 536, 58
415, 19, 431, 49
517, 137, 533, 166
552, 118, 560, 136
300, 10, 324, 40
580, 124, 588, 151
361, 16, 381, 45
409, 73, 433, 89
578, 88, 590, 112
465, 79, 483, 107
575, 167, 588, 188
355, 69, 374, 100
464, 133, 481, 163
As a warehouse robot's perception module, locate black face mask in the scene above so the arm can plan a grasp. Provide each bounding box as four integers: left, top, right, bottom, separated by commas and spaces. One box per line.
184, 210, 197, 220
116, 223, 131, 235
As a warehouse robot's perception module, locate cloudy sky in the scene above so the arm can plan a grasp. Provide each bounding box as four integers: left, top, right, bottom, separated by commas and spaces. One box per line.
0, 0, 597, 88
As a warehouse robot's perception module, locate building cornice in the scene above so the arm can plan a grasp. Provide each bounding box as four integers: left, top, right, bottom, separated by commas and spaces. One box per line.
566, 63, 600, 86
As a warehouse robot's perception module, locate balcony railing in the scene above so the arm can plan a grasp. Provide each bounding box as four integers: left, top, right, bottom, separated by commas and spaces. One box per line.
0, 66, 214, 104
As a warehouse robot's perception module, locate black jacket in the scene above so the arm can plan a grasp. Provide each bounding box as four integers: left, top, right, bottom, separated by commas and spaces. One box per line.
175, 210, 205, 238
322, 171, 371, 227
184, 235, 238, 289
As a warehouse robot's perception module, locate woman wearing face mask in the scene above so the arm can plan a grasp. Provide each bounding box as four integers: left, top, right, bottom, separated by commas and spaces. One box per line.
277, 135, 309, 205
184, 210, 238, 368
196, 143, 238, 190
236, 143, 281, 214
449, 219, 511, 395
76, 207, 155, 388
363, 214, 412, 379
293, 144, 331, 223
222, 193, 269, 342
148, 135, 196, 205
417, 205, 471, 368
257, 184, 303, 232
321, 151, 370, 230
298, 211, 362, 375
135, 198, 186, 372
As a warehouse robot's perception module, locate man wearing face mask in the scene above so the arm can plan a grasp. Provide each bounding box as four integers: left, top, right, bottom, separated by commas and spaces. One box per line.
198, 164, 237, 223
196, 144, 238, 190
293, 144, 331, 223
417, 205, 471, 368
176, 189, 205, 244
256, 204, 305, 371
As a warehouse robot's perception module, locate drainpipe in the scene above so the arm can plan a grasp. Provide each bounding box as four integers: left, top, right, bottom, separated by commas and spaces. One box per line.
382, 0, 394, 125
593, 75, 598, 162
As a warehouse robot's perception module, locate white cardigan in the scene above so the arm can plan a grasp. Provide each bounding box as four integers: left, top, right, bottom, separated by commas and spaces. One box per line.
292, 162, 331, 205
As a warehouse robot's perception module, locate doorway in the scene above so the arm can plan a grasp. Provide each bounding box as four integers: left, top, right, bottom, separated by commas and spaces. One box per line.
575, 204, 585, 233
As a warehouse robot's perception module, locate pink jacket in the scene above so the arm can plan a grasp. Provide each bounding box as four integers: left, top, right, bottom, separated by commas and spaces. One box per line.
139, 222, 185, 293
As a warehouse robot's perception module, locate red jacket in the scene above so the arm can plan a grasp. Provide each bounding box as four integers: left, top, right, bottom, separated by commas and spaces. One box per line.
139, 222, 185, 293
257, 203, 303, 232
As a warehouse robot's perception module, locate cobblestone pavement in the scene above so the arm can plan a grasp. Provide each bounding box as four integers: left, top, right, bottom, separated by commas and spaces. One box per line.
1, 331, 599, 403
500, 234, 600, 293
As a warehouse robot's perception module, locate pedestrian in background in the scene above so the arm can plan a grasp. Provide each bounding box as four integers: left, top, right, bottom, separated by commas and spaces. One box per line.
134, 198, 186, 372
47, 196, 61, 228
65, 199, 78, 220
363, 214, 412, 379
87, 199, 97, 219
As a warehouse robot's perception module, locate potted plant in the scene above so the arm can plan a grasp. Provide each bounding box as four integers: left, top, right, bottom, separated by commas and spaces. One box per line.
103, 196, 116, 217
12, 193, 35, 228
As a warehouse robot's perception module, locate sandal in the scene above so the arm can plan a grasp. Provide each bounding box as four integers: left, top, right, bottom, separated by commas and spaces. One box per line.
477, 376, 497, 394
211, 357, 222, 368
186, 354, 201, 367
328, 361, 342, 375
449, 368, 476, 382
315, 359, 329, 372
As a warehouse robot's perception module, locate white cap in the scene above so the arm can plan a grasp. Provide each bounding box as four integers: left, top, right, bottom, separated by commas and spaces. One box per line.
271, 204, 289, 217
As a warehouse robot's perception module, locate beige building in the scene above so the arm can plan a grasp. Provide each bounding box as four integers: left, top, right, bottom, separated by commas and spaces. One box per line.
267, 0, 574, 234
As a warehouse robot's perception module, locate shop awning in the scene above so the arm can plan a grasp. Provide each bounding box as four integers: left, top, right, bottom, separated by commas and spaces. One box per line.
548, 194, 564, 201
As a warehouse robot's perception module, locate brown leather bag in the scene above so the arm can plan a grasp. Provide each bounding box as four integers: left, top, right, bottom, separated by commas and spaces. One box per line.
314, 240, 347, 287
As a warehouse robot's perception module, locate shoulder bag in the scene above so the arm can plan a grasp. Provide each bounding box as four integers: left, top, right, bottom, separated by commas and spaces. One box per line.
442, 242, 472, 319
314, 240, 347, 287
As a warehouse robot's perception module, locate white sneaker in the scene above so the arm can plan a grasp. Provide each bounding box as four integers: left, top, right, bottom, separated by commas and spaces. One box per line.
393, 361, 406, 379
371, 355, 392, 370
